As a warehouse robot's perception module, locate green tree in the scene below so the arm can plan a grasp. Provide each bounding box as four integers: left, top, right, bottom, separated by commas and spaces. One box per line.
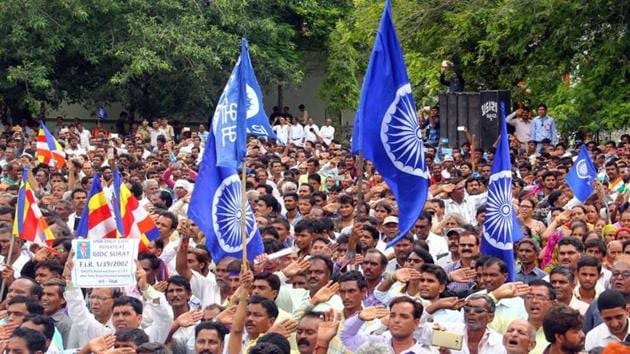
323, 0, 629, 132
0, 0, 313, 120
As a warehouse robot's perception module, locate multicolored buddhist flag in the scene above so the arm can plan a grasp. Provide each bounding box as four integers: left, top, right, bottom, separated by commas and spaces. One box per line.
36, 122, 66, 168
76, 174, 117, 239
112, 169, 159, 251
13, 167, 55, 246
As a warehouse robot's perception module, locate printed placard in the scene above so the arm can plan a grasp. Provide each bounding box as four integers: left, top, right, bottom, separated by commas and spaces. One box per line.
72, 239, 138, 288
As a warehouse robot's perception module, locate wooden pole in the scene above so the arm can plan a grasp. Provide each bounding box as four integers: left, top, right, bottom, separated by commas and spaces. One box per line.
0, 235, 16, 299
240, 163, 248, 270
356, 151, 365, 206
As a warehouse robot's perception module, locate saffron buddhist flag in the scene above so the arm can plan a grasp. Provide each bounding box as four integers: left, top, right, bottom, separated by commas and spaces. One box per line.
112, 169, 159, 251
76, 174, 117, 239
36, 122, 66, 168
13, 167, 55, 246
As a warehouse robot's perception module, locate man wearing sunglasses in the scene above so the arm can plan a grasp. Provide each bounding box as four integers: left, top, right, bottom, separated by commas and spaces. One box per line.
433, 293, 505, 354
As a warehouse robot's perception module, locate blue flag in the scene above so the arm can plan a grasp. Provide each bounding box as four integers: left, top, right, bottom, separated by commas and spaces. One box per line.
351, 0, 429, 248
240, 41, 277, 141
212, 39, 249, 169
481, 101, 523, 281
566, 145, 597, 203
97, 105, 108, 120
188, 129, 264, 262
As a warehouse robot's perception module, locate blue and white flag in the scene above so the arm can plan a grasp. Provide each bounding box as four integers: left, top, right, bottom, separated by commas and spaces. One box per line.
351, 0, 429, 248
566, 145, 597, 203
212, 39, 249, 169
481, 101, 523, 281
188, 130, 264, 262
97, 105, 108, 120
240, 41, 277, 141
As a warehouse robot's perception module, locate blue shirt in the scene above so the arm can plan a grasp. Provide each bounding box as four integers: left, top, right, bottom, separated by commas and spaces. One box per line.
531, 115, 558, 144
515, 266, 547, 284
420, 118, 440, 146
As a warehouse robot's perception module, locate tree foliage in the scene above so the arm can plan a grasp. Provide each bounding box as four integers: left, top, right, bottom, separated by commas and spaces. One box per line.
0, 0, 331, 120
323, 0, 629, 132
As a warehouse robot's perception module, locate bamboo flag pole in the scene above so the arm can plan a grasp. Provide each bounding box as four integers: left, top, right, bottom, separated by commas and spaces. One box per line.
357, 151, 365, 205
240, 162, 248, 270
0, 234, 16, 299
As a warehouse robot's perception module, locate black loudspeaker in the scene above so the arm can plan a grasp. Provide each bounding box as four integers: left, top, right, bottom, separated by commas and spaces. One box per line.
479, 90, 511, 150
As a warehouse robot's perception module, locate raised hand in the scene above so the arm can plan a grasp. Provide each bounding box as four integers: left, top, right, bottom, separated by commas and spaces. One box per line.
449, 267, 476, 282
87, 333, 116, 354
281, 257, 310, 278
268, 318, 298, 338
358, 306, 389, 322
135, 260, 148, 291
492, 282, 530, 301
394, 268, 422, 283
176, 310, 203, 327
434, 297, 466, 311
214, 306, 237, 325
310, 281, 340, 306
316, 309, 340, 344
63, 252, 74, 283
0, 322, 18, 340
153, 281, 168, 293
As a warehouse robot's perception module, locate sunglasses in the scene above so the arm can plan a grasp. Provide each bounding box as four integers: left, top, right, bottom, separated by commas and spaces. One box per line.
463, 306, 487, 314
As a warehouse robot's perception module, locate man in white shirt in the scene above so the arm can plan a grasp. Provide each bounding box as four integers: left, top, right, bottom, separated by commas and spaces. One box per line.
303, 117, 320, 144
273, 117, 289, 145
585, 289, 630, 351
64, 136, 86, 157
440, 180, 487, 226
506, 107, 532, 146
319, 117, 335, 146
434, 293, 506, 354
289, 119, 305, 147
74, 122, 91, 150
412, 212, 448, 260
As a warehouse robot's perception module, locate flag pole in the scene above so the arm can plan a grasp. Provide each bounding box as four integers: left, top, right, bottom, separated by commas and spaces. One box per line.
240, 162, 248, 270
0, 234, 16, 299
357, 152, 365, 205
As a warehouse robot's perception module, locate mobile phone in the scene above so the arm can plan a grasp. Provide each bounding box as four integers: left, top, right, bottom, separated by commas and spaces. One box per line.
432, 330, 464, 350
457, 126, 466, 131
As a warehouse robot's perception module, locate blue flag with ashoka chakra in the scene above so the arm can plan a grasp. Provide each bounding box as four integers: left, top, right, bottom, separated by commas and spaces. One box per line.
351, 0, 429, 248
481, 101, 523, 281
566, 145, 597, 203
188, 129, 263, 262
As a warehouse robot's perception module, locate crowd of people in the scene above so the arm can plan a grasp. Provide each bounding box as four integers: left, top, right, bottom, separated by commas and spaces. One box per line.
0, 102, 627, 354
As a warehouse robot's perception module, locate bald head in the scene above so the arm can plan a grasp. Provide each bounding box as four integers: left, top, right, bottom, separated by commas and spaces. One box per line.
503, 319, 536, 354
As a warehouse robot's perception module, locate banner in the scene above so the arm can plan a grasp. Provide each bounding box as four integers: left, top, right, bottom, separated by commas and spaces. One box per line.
72, 239, 138, 288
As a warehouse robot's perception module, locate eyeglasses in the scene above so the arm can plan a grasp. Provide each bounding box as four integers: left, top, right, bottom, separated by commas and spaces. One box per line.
463, 306, 487, 314
89, 295, 113, 302
611, 270, 630, 279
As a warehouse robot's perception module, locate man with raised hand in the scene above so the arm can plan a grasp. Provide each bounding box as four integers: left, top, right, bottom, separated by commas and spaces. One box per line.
341, 297, 433, 353
433, 294, 506, 354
